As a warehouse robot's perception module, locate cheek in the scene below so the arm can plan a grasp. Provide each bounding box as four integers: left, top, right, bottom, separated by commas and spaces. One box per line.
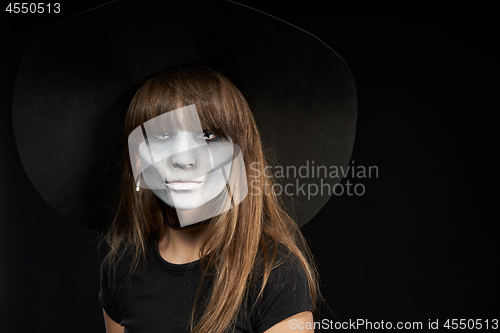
142, 166, 165, 189
207, 143, 234, 168
138, 141, 178, 164
204, 167, 231, 191
149, 142, 175, 162
137, 143, 152, 167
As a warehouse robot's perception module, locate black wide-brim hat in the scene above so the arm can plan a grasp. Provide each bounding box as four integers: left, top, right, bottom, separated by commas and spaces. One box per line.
13, 0, 356, 231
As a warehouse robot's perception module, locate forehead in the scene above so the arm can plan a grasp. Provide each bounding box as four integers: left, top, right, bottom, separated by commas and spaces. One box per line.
142, 104, 203, 133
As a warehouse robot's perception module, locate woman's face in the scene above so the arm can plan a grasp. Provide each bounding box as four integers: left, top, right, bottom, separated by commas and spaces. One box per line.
129, 105, 240, 225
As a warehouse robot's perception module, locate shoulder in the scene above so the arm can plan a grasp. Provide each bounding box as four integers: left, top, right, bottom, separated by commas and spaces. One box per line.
253, 242, 309, 288
100, 244, 149, 292
99, 248, 131, 303
98, 248, 132, 325
98, 244, 152, 323
248, 243, 314, 333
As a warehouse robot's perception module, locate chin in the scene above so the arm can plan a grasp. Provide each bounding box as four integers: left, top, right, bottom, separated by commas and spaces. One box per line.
167, 199, 202, 211
152, 192, 202, 210
170, 197, 212, 211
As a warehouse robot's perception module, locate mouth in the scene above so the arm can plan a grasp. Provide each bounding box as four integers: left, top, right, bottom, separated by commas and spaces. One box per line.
167, 180, 202, 184
165, 178, 204, 190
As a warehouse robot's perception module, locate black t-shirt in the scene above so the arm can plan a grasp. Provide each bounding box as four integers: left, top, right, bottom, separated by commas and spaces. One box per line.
98, 242, 313, 333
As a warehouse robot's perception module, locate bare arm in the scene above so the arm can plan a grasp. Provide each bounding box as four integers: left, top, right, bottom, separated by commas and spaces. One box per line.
264, 311, 314, 332
102, 309, 125, 333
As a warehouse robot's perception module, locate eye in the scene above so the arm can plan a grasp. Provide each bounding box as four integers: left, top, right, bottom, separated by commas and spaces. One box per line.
199, 131, 217, 140
153, 132, 169, 140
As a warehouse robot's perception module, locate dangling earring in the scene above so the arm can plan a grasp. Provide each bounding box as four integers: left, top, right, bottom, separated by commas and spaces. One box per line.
135, 166, 141, 192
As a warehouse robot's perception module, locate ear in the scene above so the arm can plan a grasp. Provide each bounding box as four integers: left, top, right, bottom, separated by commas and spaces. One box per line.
135, 156, 142, 172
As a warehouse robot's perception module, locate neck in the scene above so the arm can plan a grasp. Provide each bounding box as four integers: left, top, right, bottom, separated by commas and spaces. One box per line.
158, 206, 207, 264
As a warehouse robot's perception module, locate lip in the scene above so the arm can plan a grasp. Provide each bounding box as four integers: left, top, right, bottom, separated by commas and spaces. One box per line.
165, 180, 204, 190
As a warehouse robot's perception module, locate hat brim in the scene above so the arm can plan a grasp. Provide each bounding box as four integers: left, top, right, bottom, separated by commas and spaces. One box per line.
12, 0, 356, 230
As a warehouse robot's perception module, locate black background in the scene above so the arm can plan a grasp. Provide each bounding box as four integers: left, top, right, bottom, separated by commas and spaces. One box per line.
1, 1, 497, 332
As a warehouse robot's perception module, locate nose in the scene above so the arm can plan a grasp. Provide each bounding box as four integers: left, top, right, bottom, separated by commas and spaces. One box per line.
171, 150, 196, 169
169, 132, 204, 169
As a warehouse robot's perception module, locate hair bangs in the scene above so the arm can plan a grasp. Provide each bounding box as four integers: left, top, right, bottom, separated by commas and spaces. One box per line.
127, 68, 238, 141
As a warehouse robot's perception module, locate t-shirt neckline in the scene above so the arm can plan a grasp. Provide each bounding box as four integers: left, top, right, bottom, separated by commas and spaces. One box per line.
154, 241, 201, 271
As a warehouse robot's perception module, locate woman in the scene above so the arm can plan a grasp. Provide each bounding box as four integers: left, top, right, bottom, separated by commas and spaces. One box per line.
99, 65, 321, 333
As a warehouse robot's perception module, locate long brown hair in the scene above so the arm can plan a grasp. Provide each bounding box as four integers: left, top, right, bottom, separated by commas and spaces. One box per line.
101, 65, 322, 332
